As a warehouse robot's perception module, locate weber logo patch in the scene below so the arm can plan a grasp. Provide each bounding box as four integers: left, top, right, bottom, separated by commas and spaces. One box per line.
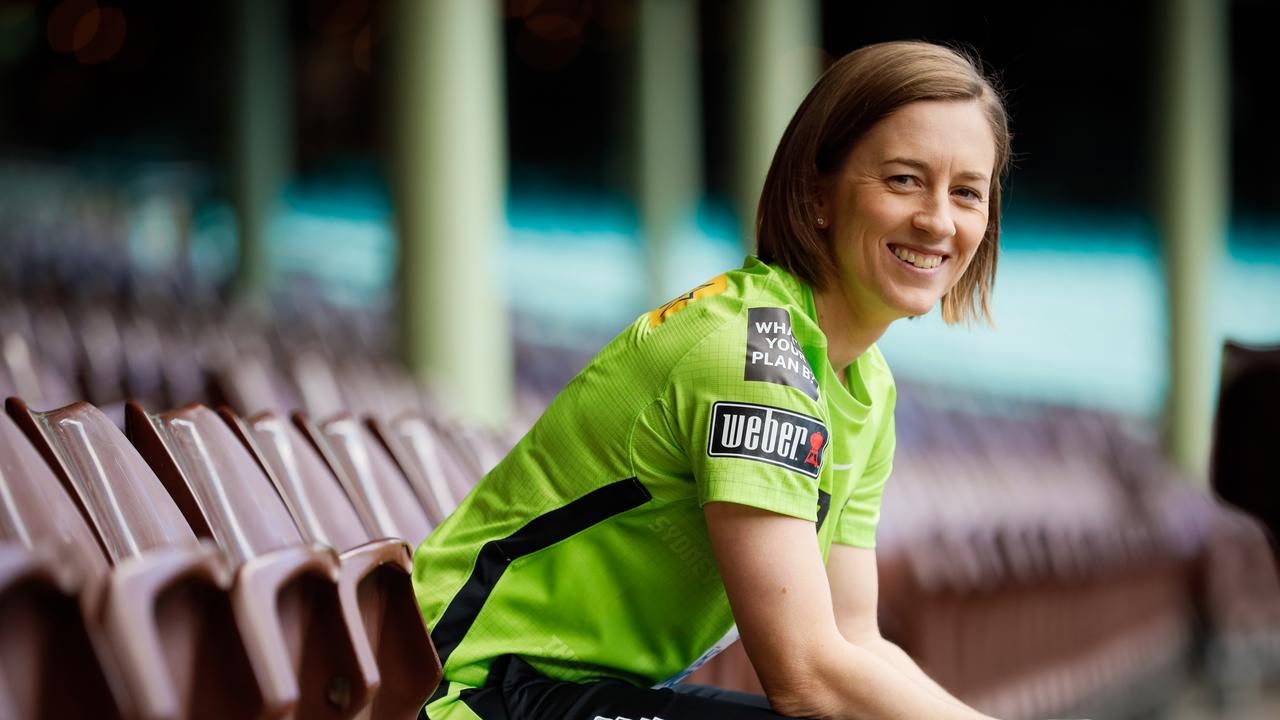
745, 307, 819, 399
707, 402, 828, 478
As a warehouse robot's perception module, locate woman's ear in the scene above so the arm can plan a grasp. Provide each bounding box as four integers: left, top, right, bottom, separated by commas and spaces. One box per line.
813, 175, 834, 230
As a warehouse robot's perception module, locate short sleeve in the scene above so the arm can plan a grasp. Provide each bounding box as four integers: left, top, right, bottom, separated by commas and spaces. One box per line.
663, 308, 830, 522
834, 399, 896, 549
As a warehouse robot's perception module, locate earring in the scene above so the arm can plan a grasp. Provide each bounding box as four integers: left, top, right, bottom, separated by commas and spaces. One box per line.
816, 216, 826, 227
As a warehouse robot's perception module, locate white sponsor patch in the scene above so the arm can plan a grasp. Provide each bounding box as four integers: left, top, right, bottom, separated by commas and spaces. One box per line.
707, 402, 828, 478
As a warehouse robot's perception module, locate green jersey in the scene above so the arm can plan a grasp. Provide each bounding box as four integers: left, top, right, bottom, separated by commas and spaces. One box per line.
414, 256, 896, 717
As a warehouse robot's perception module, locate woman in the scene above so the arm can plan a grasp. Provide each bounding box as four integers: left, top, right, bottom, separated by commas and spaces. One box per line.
414, 40, 1011, 720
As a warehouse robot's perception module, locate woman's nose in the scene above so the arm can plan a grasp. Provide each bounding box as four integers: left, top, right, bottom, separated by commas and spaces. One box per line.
911, 194, 956, 240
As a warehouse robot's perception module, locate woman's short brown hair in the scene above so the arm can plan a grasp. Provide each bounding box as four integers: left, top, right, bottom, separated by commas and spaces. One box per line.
756, 40, 1011, 325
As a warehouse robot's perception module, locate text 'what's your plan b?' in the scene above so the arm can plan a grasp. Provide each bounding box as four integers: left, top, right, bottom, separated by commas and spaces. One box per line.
744, 307, 819, 400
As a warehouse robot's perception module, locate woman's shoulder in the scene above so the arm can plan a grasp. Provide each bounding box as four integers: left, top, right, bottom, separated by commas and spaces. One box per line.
575, 259, 806, 402
644, 261, 780, 331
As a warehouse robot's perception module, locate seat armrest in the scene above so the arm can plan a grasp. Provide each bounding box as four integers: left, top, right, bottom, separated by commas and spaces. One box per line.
232, 543, 369, 718
99, 540, 237, 719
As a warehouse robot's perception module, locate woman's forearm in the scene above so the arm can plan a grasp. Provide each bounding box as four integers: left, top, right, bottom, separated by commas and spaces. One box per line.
851, 635, 985, 715
787, 639, 1000, 720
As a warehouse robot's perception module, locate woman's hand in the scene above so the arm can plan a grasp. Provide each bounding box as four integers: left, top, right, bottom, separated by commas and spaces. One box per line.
704, 501, 1001, 720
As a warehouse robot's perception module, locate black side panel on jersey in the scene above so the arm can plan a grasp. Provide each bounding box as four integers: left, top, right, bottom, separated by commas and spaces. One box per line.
427, 478, 653, 704
449, 654, 792, 720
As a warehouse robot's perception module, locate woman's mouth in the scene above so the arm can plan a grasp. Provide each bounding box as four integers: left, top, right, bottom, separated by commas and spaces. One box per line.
887, 243, 948, 271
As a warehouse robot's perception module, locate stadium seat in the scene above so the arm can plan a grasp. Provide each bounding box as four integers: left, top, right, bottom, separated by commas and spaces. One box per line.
74, 305, 128, 407
0, 545, 120, 719
1, 333, 77, 411
208, 346, 302, 418
366, 416, 460, 525
1212, 340, 1280, 560
434, 419, 505, 486
0, 411, 119, 719
294, 412, 432, 547
229, 409, 442, 719
126, 402, 373, 719
6, 398, 261, 719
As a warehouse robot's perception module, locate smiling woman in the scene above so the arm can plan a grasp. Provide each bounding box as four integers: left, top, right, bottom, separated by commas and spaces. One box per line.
758, 41, 1010, 331
412, 41, 1017, 720
815, 99, 996, 343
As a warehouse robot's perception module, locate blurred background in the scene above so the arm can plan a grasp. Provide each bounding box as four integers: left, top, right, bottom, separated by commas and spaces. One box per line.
1, 0, 1278, 718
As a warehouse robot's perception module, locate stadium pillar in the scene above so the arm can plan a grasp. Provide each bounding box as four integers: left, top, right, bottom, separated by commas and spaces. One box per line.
1158, 0, 1229, 482
730, 0, 821, 253
390, 0, 511, 427
635, 0, 703, 304
229, 0, 290, 312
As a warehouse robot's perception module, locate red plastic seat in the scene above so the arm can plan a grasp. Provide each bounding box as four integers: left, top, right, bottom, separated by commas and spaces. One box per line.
6, 398, 260, 720
230, 409, 441, 719
0, 545, 119, 720
1, 409, 120, 718
366, 416, 460, 526
295, 412, 432, 547
1, 333, 77, 411
208, 348, 301, 418
126, 402, 373, 720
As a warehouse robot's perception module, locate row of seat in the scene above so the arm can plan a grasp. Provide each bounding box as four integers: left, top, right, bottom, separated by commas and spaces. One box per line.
0, 393, 504, 719
0, 298, 427, 424
0, 301, 533, 460
877, 391, 1211, 591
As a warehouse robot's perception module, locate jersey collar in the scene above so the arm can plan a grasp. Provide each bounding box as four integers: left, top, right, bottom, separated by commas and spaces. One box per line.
745, 256, 874, 421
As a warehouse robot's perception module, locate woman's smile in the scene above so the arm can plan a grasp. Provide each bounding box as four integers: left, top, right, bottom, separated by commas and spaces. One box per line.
886, 243, 949, 271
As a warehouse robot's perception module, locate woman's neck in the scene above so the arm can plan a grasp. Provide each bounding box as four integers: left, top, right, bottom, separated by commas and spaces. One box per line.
813, 284, 892, 381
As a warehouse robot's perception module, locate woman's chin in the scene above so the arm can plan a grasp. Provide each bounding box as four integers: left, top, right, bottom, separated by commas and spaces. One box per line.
888, 297, 937, 321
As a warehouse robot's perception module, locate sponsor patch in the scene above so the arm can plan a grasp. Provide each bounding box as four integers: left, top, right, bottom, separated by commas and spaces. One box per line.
744, 307, 819, 399
648, 274, 728, 328
707, 401, 828, 478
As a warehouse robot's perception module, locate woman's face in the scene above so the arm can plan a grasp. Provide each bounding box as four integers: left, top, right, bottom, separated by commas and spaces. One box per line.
817, 99, 996, 324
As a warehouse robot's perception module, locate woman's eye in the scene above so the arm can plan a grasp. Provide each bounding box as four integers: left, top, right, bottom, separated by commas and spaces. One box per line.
887, 175, 917, 188
953, 187, 983, 202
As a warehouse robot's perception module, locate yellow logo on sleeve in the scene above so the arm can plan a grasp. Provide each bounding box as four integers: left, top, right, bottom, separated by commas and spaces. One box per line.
648, 274, 728, 328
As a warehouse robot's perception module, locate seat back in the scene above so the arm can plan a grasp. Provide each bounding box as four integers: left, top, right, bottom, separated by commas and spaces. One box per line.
429, 419, 490, 490
126, 403, 303, 567
298, 412, 432, 546
232, 409, 371, 552
7, 398, 204, 563
449, 422, 508, 478
209, 350, 301, 418
367, 416, 458, 526
0, 411, 109, 585
3, 334, 77, 411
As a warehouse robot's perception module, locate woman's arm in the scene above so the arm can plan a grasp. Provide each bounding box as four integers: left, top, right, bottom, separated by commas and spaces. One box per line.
827, 544, 980, 713
704, 501, 1000, 720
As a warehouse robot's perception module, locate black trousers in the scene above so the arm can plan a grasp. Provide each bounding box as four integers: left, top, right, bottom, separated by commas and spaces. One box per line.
423, 654, 801, 720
